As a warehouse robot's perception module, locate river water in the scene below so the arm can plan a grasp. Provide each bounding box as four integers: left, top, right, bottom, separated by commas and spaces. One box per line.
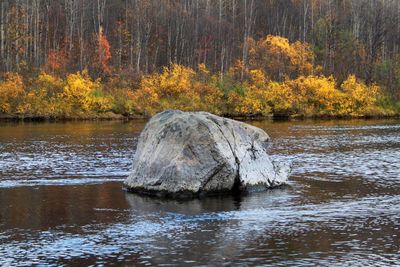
0, 119, 399, 266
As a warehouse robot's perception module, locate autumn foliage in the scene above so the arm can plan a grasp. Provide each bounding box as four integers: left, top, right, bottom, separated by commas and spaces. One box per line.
0, 71, 113, 118
131, 64, 223, 115
0, 73, 25, 114
96, 27, 112, 75
248, 35, 314, 80
47, 49, 68, 72
0, 35, 397, 119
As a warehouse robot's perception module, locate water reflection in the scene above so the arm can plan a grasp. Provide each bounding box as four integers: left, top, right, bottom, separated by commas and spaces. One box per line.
0, 183, 130, 231
0, 119, 400, 265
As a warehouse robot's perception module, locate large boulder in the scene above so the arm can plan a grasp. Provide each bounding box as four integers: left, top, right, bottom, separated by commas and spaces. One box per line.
124, 110, 291, 198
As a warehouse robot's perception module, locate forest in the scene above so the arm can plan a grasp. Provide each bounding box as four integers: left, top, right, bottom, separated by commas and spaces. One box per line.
1, 0, 400, 118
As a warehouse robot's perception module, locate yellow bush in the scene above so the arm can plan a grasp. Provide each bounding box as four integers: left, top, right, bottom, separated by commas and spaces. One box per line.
63, 70, 98, 114
158, 64, 195, 97
90, 90, 114, 113
248, 35, 314, 81
132, 64, 223, 115
340, 75, 381, 115
285, 75, 344, 115
36, 72, 65, 92
23, 72, 65, 116
23, 90, 51, 116
112, 89, 136, 115
226, 70, 271, 116
0, 73, 25, 114
62, 70, 112, 115
264, 82, 294, 115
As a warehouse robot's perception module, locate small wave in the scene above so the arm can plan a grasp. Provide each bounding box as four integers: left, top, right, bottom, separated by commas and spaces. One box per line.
0, 178, 124, 188
292, 124, 400, 131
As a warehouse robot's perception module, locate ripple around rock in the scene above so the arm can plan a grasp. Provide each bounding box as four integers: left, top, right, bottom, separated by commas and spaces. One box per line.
124, 110, 291, 198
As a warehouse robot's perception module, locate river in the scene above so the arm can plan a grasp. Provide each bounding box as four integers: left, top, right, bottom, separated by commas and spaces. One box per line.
0, 119, 399, 266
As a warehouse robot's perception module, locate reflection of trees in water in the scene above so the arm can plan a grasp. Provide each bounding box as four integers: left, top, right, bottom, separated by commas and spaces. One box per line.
0, 183, 130, 231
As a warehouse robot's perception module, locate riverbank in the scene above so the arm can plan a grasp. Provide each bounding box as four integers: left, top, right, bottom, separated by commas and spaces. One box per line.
1, 111, 399, 123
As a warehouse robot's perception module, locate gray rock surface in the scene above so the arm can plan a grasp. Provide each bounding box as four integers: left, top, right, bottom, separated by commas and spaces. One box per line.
124, 110, 291, 197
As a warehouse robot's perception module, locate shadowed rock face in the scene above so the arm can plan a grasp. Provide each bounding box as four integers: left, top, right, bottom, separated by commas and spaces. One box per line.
124, 110, 291, 198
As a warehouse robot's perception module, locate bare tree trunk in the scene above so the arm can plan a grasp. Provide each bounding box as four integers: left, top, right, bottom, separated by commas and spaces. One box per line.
79, 0, 85, 70
0, 0, 5, 67
135, 2, 141, 74
15, 0, 20, 71
242, 0, 255, 80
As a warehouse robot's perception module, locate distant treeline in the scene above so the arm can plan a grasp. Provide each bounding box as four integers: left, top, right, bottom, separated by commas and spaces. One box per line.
1, 1, 400, 118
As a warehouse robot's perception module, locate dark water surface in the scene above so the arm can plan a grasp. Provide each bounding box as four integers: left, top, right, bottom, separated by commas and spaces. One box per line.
1, 119, 399, 266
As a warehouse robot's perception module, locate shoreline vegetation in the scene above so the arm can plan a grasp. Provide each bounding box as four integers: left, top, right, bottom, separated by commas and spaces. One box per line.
1, 114, 399, 123
1, 35, 400, 121
1, 109, 400, 122
2, 112, 400, 122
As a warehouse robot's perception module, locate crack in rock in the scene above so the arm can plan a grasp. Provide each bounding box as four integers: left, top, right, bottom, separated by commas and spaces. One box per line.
207, 116, 242, 191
